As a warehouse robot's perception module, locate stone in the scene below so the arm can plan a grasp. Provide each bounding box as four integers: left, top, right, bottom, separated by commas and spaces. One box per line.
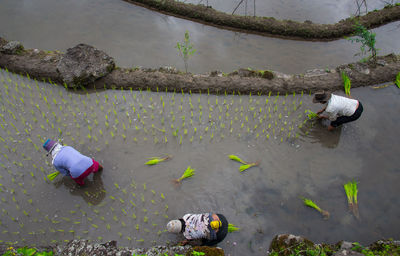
339, 241, 354, 250
0, 41, 24, 54
269, 234, 315, 256
57, 44, 115, 87
333, 250, 364, 256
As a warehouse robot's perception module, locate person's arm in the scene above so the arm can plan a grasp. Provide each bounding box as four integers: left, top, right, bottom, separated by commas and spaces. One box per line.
317, 106, 327, 115
54, 164, 70, 176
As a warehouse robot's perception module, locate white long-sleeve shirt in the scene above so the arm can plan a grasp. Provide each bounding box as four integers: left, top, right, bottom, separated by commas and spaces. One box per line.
325, 94, 359, 121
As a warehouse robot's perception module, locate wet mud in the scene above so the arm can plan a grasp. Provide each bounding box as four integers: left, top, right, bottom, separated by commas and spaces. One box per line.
124, 0, 400, 41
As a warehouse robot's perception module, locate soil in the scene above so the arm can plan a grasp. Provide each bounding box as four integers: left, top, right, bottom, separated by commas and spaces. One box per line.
123, 0, 400, 41
1, 37, 399, 95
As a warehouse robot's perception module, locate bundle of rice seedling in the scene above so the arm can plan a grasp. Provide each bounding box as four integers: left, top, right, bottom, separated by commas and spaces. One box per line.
395, 71, 400, 88
302, 197, 330, 219
47, 171, 60, 181
228, 223, 240, 232
145, 155, 171, 165
173, 166, 195, 185
344, 180, 359, 219
229, 155, 259, 172
341, 71, 351, 96
305, 110, 318, 120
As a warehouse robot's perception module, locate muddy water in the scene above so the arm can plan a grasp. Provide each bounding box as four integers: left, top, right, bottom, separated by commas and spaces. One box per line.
1, 0, 400, 75
1, 70, 399, 255
180, 0, 391, 23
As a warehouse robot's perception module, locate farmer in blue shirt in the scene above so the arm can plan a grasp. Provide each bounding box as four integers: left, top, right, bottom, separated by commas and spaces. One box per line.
43, 139, 103, 185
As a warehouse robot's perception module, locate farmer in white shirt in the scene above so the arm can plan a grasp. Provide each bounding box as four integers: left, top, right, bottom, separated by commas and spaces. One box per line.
313, 91, 363, 131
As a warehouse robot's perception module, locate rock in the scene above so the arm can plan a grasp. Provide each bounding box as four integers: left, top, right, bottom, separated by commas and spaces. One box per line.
269, 234, 314, 256
158, 66, 178, 74
0, 41, 24, 55
377, 59, 386, 66
333, 250, 364, 256
57, 44, 115, 87
339, 241, 354, 250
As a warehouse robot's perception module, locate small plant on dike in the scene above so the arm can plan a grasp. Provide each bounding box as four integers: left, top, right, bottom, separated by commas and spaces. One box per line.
347, 22, 378, 62
341, 71, 351, 96
173, 166, 195, 185
344, 180, 360, 219
145, 155, 171, 165
175, 30, 196, 73
301, 197, 330, 219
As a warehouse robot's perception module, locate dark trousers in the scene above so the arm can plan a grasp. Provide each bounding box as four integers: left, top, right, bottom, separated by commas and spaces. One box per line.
331, 102, 363, 127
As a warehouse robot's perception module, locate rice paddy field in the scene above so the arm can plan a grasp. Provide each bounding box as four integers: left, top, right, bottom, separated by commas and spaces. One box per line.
0, 68, 399, 255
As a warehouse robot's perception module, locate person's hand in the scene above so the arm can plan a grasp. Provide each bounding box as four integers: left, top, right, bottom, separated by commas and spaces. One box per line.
316, 110, 324, 115
318, 114, 327, 119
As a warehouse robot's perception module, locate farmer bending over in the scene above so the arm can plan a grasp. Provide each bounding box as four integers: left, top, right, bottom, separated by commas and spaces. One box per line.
313, 91, 363, 131
43, 139, 103, 186
167, 213, 228, 246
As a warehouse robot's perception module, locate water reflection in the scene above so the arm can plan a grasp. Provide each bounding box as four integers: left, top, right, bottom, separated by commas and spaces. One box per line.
0, 0, 399, 75
299, 120, 342, 148
54, 171, 106, 205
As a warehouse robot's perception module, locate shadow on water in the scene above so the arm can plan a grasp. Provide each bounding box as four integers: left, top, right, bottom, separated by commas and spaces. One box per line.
300, 119, 342, 149
54, 172, 107, 206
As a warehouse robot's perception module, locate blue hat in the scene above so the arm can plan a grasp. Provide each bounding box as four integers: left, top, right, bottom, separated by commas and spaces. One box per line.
43, 139, 57, 153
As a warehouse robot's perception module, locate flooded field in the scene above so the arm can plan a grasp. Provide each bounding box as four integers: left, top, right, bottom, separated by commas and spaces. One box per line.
179, 0, 393, 23
0, 0, 400, 75
0, 69, 399, 255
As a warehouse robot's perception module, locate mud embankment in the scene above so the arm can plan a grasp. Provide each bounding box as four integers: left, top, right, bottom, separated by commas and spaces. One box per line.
0, 37, 399, 95
124, 0, 400, 41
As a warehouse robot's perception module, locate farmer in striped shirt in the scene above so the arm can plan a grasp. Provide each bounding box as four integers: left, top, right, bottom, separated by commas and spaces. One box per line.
43, 139, 103, 186
166, 213, 228, 246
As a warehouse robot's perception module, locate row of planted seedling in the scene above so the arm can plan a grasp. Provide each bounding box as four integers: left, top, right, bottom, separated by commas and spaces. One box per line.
1, 82, 313, 152
0, 169, 171, 247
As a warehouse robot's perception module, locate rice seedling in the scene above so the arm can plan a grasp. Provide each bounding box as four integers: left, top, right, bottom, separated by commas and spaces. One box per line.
344, 180, 359, 219
173, 166, 195, 185
228, 223, 240, 232
239, 162, 259, 172
47, 171, 60, 181
228, 155, 247, 164
395, 71, 400, 88
341, 71, 351, 96
305, 110, 318, 120
301, 197, 330, 219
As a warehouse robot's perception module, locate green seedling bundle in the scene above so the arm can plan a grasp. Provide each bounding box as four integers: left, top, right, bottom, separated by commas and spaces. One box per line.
174, 166, 195, 185
344, 180, 359, 219
341, 71, 351, 96
302, 197, 330, 219
228, 154, 259, 172
228, 223, 240, 232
